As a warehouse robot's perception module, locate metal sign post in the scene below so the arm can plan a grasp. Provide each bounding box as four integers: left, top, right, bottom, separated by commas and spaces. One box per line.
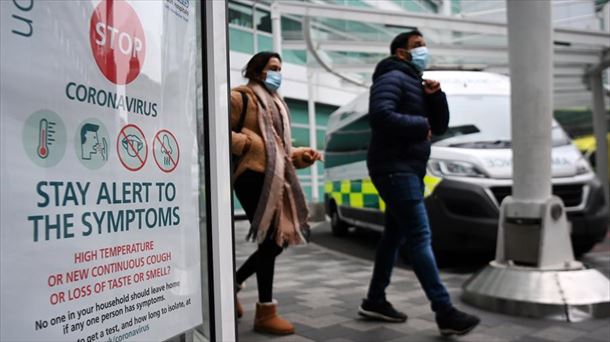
202, 0, 237, 341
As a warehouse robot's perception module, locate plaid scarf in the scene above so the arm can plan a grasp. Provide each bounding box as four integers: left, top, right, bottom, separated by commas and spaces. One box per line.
246, 82, 310, 246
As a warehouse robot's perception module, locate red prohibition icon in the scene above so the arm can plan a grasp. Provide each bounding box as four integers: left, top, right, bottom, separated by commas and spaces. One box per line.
153, 129, 180, 173
117, 124, 148, 171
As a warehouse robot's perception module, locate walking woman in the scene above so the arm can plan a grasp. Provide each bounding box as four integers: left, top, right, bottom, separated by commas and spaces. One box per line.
230, 51, 322, 335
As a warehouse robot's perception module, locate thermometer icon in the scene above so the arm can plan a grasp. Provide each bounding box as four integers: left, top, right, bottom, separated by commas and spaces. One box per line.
37, 118, 55, 159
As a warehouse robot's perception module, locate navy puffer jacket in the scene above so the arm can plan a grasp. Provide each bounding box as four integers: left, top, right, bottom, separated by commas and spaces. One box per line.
367, 57, 449, 178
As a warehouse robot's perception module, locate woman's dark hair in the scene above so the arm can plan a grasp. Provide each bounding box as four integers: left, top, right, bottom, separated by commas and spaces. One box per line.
242, 51, 282, 80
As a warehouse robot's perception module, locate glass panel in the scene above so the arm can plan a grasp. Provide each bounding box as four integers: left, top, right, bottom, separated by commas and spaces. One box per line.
257, 34, 273, 52
286, 99, 309, 124
297, 168, 310, 177
0, 0, 207, 340
291, 127, 310, 146
318, 161, 324, 177
316, 103, 339, 126
317, 129, 326, 150
282, 16, 303, 40
228, 0, 253, 28
392, 0, 437, 13
283, 49, 307, 65
233, 193, 244, 211
328, 0, 369, 8
229, 27, 255, 54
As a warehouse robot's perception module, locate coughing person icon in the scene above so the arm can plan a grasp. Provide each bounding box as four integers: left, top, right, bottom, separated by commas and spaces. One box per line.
81, 123, 100, 160
76, 120, 109, 170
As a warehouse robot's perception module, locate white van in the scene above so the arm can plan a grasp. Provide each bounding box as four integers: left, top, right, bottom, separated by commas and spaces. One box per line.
324, 71, 608, 256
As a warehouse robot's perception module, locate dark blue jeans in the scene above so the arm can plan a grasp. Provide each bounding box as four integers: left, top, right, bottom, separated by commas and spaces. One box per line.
366, 173, 452, 313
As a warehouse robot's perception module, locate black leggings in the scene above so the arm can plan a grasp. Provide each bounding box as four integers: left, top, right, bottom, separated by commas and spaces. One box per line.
234, 170, 284, 303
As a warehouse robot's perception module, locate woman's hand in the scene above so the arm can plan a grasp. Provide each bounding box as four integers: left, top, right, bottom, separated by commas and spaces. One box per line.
292, 147, 323, 169
231, 132, 252, 156
302, 148, 323, 164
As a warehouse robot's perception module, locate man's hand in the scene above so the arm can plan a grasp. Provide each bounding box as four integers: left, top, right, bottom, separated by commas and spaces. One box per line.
423, 79, 441, 94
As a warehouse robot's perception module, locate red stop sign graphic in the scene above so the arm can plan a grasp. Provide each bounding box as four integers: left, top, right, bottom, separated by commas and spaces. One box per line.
90, 0, 146, 85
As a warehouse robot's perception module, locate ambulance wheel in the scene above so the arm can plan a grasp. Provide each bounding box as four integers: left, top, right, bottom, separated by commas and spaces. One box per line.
330, 206, 349, 237
573, 240, 596, 257
588, 151, 596, 168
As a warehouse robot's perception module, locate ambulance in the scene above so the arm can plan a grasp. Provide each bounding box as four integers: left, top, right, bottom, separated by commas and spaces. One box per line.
324, 71, 608, 256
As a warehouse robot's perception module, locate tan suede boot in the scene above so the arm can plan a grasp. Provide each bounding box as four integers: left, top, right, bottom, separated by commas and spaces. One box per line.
254, 301, 295, 335
236, 297, 244, 318
235, 283, 244, 318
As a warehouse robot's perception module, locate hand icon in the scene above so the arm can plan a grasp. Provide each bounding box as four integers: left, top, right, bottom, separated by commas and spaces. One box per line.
161, 134, 173, 166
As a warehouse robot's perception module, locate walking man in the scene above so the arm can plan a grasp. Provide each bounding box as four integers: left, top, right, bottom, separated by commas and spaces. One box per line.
358, 30, 480, 337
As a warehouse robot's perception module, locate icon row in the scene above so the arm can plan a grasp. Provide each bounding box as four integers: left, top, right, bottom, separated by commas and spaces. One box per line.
23, 110, 180, 173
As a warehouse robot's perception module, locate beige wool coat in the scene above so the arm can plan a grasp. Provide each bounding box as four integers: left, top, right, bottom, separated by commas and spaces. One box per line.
230, 83, 314, 246
230, 85, 313, 178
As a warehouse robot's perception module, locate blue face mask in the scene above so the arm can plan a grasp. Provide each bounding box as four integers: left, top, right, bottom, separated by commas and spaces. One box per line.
409, 46, 429, 71
264, 70, 282, 91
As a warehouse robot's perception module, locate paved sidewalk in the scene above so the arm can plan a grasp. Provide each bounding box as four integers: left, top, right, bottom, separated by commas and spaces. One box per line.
235, 220, 610, 342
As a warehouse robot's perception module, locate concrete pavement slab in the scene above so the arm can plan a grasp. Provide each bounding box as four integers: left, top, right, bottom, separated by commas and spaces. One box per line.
234, 220, 610, 342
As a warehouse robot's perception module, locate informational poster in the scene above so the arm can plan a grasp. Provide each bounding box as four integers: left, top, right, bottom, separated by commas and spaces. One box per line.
1, 0, 203, 340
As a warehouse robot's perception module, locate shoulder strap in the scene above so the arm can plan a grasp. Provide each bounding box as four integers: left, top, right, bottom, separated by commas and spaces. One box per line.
236, 91, 248, 132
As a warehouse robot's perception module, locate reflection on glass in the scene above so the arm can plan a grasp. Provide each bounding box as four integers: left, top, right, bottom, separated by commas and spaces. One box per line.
228, 1, 253, 28
255, 8, 271, 33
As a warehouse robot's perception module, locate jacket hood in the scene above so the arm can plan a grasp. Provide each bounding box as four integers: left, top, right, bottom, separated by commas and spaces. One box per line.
372, 56, 421, 81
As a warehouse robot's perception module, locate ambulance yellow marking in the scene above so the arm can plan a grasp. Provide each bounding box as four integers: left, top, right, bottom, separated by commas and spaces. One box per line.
362, 179, 376, 193
326, 175, 442, 212
423, 175, 442, 197
325, 181, 333, 193
349, 193, 364, 208
340, 180, 350, 193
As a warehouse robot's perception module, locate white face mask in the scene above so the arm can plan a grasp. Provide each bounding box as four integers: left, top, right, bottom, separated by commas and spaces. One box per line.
409, 46, 429, 71
264, 70, 282, 91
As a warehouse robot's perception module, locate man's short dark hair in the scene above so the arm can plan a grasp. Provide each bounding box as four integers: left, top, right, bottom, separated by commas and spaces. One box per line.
390, 30, 423, 55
